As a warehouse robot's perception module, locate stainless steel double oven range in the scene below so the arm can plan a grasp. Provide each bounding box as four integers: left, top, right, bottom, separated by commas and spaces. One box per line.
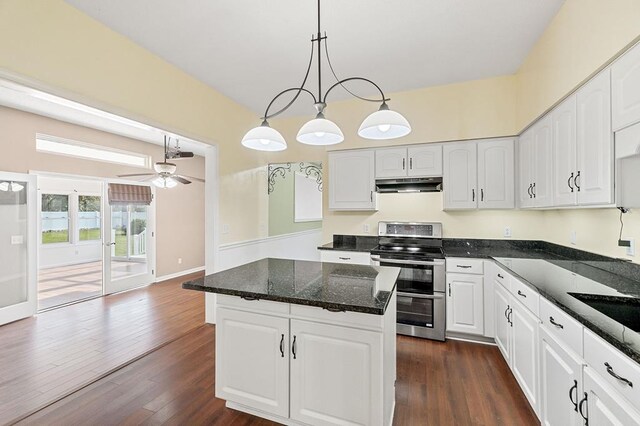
370, 222, 446, 341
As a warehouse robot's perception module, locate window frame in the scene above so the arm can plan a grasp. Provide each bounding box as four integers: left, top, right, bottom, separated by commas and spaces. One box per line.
40, 193, 72, 246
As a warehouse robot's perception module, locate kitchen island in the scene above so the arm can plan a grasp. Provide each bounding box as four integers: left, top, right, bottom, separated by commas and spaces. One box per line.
183, 258, 399, 426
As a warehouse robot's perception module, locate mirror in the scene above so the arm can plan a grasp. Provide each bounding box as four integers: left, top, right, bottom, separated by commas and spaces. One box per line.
268, 162, 322, 236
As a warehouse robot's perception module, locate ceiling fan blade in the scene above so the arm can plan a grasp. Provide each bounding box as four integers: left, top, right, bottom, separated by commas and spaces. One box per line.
117, 173, 155, 177
177, 151, 194, 158
179, 174, 205, 183
172, 175, 192, 185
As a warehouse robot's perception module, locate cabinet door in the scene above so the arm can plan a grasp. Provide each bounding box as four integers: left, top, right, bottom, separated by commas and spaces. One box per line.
576, 69, 613, 205
612, 42, 640, 131
518, 129, 534, 209
583, 366, 640, 426
328, 150, 377, 210
533, 114, 554, 207
290, 319, 383, 426
552, 96, 578, 207
446, 273, 484, 335
511, 300, 540, 416
494, 282, 512, 364
539, 327, 583, 426
375, 147, 407, 178
408, 144, 443, 177
443, 141, 477, 210
477, 138, 515, 209
215, 308, 289, 417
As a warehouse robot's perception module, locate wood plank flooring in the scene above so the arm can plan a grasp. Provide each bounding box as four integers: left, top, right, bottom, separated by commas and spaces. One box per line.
19, 326, 539, 425
0, 271, 205, 425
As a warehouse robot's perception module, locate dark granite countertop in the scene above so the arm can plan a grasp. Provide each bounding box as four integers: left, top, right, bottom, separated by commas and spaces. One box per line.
182, 258, 400, 315
318, 235, 379, 252
444, 238, 640, 364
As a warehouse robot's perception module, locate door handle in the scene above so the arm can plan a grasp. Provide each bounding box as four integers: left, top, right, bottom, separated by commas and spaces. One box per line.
568, 172, 574, 193
569, 380, 578, 412
279, 334, 284, 358
370, 190, 373, 202
105, 242, 116, 246
292, 335, 297, 360
574, 171, 581, 192
507, 307, 513, 327
504, 305, 510, 320
532, 182, 536, 198
578, 392, 588, 425
448, 283, 451, 297
472, 188, 475, 202
604, 362, 633, 387
517, 290, 527, 298
409, 158, 413, 169
481, 188, 484, 202
527, 184, 532, 198
549, 316, 563, 329
402, 158, 405, 170
338, 257, 351, 260
497, 273, 504, 279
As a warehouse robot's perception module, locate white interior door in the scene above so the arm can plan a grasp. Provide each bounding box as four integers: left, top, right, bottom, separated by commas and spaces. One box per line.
0, 172, 37, 326
103, 181, 155, 294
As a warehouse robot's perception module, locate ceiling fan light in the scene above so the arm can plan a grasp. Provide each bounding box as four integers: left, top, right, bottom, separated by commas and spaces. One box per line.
10, 182, 24, 192
154, 162, 177, 174
297, 117, 344, 145
152, 176, 177, 189
358, 104, 411, 140
241, 121, 287, 152
0, 182, 8, 192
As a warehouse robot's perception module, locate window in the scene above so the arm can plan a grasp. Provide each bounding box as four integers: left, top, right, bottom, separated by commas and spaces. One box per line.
78, 195, 101, 241
41, 194, 69, 244
36, 134, 151, 168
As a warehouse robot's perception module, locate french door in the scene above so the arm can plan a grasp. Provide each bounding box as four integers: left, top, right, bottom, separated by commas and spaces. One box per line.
0, 172, 37, 325
103, 181, 155, 294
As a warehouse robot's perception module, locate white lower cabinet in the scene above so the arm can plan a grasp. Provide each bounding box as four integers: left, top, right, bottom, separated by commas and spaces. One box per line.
290, 319, 382, 426
319, 250, 371, 266
493, 280, 541, 416
215, 308, 290, 417
539, 326, 584, 426
446, 273, 484, 335
583, 366, 640, 426
216, 300, 393, 426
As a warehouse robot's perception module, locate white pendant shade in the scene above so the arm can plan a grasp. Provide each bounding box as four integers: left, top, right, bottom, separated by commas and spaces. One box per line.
358, 108, 411, 140
241, 123, 287, 151
296, 117, 344, 145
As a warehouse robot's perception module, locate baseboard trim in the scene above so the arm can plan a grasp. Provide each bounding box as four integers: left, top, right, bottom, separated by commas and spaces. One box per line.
155, 266, 205, 283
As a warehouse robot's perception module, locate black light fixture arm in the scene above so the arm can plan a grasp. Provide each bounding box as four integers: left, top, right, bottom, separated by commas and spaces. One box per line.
262, 87, 318, 121
322, 76, 390, 105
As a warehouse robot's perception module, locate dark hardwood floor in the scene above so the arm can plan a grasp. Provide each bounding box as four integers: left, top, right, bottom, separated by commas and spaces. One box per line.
19, 325, 539, 425
0, 271, 205, 425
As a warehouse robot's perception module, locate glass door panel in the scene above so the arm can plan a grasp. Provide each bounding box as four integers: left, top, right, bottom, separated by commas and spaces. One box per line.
0, 173, 37, 326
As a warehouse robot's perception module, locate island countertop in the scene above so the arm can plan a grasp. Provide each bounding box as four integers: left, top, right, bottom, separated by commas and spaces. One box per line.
182, 258, 400, 315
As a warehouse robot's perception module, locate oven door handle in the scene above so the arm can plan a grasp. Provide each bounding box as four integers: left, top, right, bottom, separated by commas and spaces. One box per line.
397, 291, 445, 300
370, 255, 445, 266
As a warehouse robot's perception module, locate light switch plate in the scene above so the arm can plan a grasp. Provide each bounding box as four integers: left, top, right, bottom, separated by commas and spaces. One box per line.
504, 227, 512, 238
626, 238, 636, 256
10, 235, 24, 245
570, 231, 577, 245
222, 224, 230, 234
363, 224, 370, 233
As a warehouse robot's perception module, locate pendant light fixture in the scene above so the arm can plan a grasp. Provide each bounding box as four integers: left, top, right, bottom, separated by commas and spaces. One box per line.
241, 0, 411, 151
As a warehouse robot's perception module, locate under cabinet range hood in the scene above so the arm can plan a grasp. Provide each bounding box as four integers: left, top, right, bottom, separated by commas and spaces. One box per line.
375, 177, 443, 193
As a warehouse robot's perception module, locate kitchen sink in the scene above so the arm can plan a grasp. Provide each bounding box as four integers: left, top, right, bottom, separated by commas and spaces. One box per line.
569, 293, 640, 332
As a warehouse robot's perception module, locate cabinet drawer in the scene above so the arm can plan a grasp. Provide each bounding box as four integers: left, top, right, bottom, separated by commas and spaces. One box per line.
290, 304, 383, 331
447, 258, 484, 275
320, 250, 371, 265
217, 294, 290, 315
510, 277, 539, 317
584, 328, 640, 410
539, 297, 583, 356
494, 265, 511, 289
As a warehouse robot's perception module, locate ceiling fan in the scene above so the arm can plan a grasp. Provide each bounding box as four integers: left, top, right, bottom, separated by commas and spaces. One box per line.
118, 136, 204, 188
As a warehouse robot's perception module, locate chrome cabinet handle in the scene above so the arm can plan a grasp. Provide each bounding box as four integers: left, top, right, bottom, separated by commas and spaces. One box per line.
568, 172, 574, 193
517, 290, 527, 298
279, 334, 285, 358
569, 380, 578, 412
549, 316, 563, 329
578, 392, 588, 425
605, 362, 633, 387
574, 171, 581, 192
338, 257, 351, 260
292, 335, 297, 360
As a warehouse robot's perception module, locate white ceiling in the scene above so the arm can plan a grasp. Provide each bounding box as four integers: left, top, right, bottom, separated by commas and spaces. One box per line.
64, 0, 564, 117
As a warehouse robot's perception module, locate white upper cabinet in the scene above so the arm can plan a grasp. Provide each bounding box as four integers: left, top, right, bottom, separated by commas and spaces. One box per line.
612, 41, 640, 131
552, 96, 578, 207
375, 144, 442, 179
443, 141, 477, 210
407, 144, 443, 177
328, 150, 377, 211
519, 116, 554, 208
477, 138, 515, 209
375, 147, 407, 178
576, 69, 613, 205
